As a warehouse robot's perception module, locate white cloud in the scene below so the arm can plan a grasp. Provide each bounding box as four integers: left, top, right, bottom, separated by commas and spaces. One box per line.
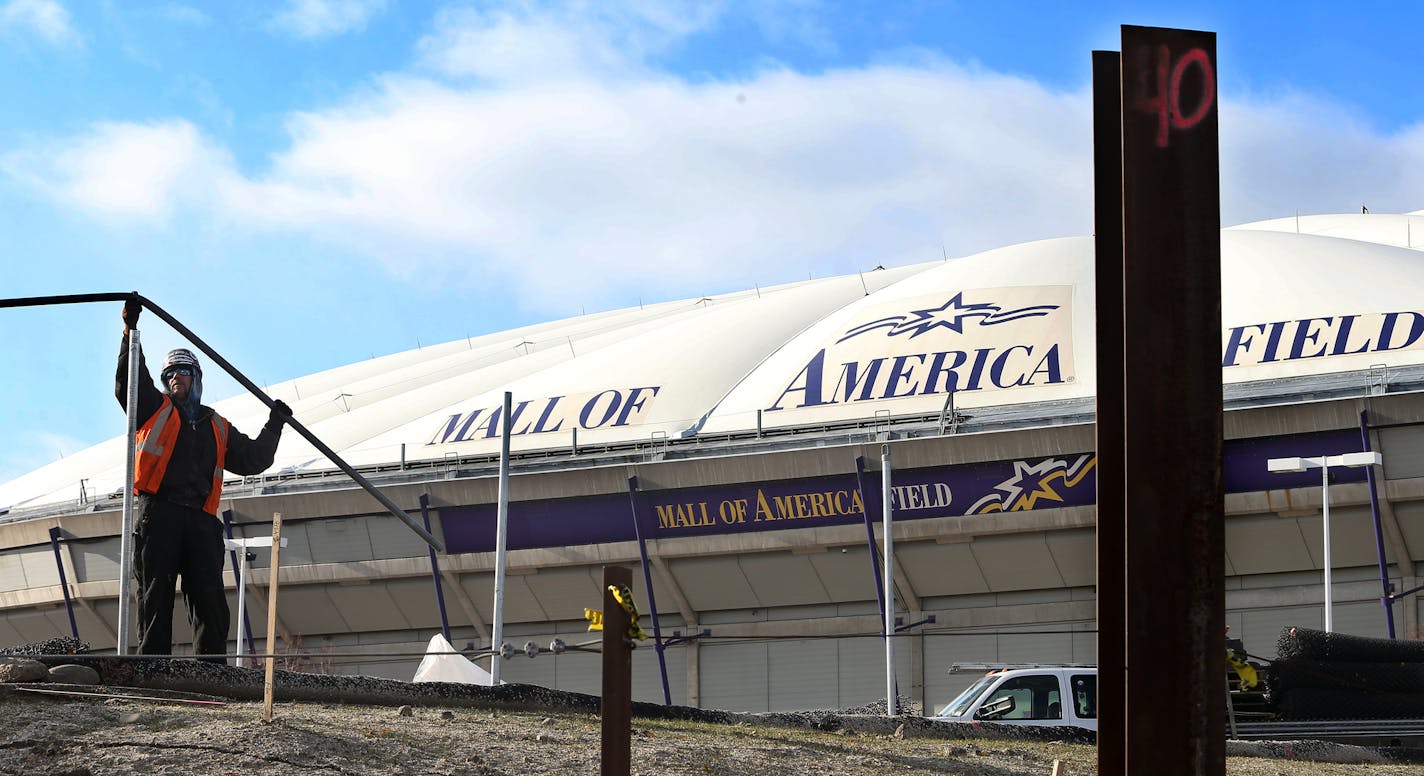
1220, 92, 1424, 221
2, 120, 235, 222
6, 6, 1424, 315
414, 1, 720, 84
269, 0, 387, 39
0, 0, 82, 48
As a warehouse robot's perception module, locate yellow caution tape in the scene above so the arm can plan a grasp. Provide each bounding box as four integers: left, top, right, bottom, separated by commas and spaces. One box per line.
1227, 650, 1258, 690
584, 587, 649, 641
609, 584, 649, 641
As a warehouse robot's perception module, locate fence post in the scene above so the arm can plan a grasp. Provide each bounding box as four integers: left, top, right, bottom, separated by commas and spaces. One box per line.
600, 565, 633, 776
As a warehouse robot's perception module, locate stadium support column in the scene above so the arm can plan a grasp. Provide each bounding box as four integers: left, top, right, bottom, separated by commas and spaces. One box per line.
1119, 25, 1224, 775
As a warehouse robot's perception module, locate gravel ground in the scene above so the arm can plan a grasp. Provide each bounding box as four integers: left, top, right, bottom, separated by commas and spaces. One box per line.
3, 690, 1424, 776
2, 640, 1423, 774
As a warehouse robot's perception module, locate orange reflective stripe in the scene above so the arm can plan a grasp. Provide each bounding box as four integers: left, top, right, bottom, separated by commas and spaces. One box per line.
133, 397, 180, 494
139, 402, 175, 457
133, 396, 232, 517
202, 417, 230, 516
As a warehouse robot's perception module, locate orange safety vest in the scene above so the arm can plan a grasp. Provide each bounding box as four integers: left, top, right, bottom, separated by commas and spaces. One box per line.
133, 395, 230, 516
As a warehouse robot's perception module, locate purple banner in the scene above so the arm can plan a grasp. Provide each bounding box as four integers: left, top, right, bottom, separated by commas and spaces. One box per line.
440, 428, 1369, 554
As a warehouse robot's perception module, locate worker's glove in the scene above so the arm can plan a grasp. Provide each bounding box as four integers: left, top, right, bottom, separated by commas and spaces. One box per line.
122, 298, 142, 330
269, 399, 293, 425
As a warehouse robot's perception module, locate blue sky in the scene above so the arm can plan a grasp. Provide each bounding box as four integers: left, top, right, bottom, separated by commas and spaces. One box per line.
2, 0, 1423, 484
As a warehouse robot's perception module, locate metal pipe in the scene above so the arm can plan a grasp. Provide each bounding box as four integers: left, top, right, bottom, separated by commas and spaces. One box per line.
0, 292, 442, 551
223, 510, 256, 659
118, 326, 140, 655
47, 527, 80, 640
1360, 410, 1396, 639
234, 541, 252, 668
1322, 462, 1333, 633
853, 456, 886, 631
627, 476, 671, 705
881, 443, 895, 717
421, 494, 452, 642
490, 391, 512, 684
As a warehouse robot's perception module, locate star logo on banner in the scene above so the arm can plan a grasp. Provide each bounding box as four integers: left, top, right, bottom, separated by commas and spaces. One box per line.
967, 455, 1096, 514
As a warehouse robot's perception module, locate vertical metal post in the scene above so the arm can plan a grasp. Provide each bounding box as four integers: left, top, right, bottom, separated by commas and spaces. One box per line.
490, 391, 512, 683
223, 510, 256, 660
1322, 464, 1334, 633
1360, 410, 1396, 638
235, 546, 252, 668
1121, 25, 1224, 775
600, 565, 633, 776
47, 528, 80, 640
420, 494, 452, 642
854, 456, 887, 629
881, 444, 896, 717
1092, 47, 1128, 776
117, 327, 141, 655
627, 477, 672, 705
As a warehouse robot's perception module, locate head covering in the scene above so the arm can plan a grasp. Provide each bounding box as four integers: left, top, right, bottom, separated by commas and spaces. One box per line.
161, 348, 201, 376
160, 348, 204, 415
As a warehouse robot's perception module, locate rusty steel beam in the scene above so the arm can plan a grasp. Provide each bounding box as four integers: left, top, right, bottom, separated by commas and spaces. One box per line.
1120, 24, 1225, 775
1091, 47, 1127, 776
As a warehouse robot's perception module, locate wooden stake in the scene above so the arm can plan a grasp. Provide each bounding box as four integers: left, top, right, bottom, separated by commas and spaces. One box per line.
1051, 760, 1068, 776
600, 566, 633, 776
262, 512, 283, 723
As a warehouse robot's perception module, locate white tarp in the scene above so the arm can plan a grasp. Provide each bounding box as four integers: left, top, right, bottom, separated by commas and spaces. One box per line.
412, 633, 498, 686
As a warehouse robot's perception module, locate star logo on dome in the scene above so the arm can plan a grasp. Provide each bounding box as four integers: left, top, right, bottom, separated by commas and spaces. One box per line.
837, 292, 1060, 343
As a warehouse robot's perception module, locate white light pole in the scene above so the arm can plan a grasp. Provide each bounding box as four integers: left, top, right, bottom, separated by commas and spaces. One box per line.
881, 444, 895, 717
224, 535, 288, 668
1267, 451, 1383, 632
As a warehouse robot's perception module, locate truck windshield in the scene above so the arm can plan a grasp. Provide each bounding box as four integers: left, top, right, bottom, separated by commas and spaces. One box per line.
939, 675, 998, 717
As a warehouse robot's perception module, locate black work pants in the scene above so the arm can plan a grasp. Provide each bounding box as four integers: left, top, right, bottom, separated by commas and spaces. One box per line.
133, 497, 230, 660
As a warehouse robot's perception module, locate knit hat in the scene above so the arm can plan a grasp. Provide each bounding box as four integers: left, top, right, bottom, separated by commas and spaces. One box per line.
161, 348, 201, 378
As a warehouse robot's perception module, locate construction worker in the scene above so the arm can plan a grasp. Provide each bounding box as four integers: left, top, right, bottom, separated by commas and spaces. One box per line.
117, 299, 291, 660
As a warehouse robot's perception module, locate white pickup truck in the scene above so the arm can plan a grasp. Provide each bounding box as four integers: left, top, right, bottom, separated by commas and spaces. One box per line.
932, 665, 1098, 732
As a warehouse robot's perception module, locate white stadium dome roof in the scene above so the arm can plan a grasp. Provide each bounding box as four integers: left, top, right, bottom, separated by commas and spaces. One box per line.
4, 210, 1423, 514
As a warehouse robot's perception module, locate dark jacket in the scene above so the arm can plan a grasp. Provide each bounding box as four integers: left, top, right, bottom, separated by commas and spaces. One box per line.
116, 334, 283, 511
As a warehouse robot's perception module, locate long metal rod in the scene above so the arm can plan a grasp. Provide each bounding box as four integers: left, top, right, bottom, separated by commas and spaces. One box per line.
47, 528, 80, 640
490, 391, 512, 684
627, 476, 672, 705
881, 444, 896, 717
118, 326, 140, 655
222, 511, 256, 659
1322, 463, 1334, 633
420, 494, 452, 643
854, 456, 887, 632
235, 547, 252, 668
0, 292, 442, 551
1360, 409, 1397, 639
